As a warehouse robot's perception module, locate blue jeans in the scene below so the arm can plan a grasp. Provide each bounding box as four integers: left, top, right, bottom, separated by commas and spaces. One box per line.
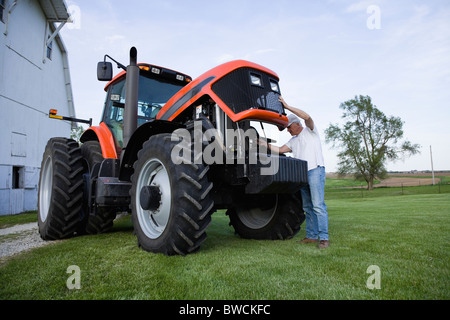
300, 166, 329, 241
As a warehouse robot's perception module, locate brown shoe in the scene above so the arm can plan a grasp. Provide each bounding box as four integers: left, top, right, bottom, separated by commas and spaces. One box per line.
297, 238, 318, 244
318, 240, 329, 249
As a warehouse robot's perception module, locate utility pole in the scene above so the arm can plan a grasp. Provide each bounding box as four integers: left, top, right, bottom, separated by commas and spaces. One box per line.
430, 145, 435, 185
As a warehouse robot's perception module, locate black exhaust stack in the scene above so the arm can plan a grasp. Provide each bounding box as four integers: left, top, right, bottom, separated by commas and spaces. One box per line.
123, 47, 139, 149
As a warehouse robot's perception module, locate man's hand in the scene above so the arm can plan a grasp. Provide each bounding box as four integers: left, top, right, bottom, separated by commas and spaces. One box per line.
257, 138, 268, 148
279, 96, 289, 110
278, 96, 314, 131
258, 138, 292, 154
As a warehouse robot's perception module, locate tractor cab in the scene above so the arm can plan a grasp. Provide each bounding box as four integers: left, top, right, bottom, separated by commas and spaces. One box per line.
101, 64, 192, 150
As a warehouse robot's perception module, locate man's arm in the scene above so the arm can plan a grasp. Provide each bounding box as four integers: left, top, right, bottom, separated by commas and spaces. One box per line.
259, 139, 292, 154
279, 96, 314, 130
270, 144, 292, 154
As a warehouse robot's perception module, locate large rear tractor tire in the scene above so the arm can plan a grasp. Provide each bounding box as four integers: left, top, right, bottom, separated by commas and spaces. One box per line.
130, 133, 214, 256
38, 138, 85, 240
80, 141, 117, 234
227, 193, 305, 240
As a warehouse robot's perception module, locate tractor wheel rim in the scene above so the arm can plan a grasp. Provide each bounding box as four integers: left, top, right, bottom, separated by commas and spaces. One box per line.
136, 158, 171, 239
39, 155, 53, 222
236, 195, 278, 229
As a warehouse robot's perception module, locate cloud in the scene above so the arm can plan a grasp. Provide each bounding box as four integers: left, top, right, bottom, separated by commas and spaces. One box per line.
60, 0, 450, 171
254, 48, 277, 55
345, 0, 378, 13
105, 34, 125, 43
216, 53, 235, 64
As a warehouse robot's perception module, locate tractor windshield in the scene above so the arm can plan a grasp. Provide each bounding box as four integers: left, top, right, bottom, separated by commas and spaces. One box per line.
103, 74, 185, 148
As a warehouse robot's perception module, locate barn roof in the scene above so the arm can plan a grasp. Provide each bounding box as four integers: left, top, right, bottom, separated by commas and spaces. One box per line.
39, 0, 70, 22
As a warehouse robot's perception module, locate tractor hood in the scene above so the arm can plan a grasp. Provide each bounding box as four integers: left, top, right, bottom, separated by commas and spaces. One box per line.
157, 60, 289, 130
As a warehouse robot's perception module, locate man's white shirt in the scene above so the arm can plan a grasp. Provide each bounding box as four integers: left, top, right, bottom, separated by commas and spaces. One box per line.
285, 125, 325, 171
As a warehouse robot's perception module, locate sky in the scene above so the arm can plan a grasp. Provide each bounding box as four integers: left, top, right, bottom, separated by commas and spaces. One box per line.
61, 0, 450, 172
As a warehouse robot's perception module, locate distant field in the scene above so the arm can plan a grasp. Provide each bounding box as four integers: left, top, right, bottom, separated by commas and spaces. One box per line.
326, 172, 450, 189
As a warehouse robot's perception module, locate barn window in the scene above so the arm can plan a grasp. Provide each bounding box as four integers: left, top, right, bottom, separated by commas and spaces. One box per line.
0, 0, 6, 23
12, 166, 24, 189
46, 35, 53, 60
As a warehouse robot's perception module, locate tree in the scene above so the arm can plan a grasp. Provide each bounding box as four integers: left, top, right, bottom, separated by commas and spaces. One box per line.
70, 125, 85, 145
325, 95, 420, 190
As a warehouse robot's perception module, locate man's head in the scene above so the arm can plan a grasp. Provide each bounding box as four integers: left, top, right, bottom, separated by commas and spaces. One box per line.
287, 114, 303, 136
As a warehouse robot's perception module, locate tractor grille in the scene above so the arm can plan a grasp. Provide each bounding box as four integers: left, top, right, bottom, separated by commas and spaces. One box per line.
211, 67, 285, 115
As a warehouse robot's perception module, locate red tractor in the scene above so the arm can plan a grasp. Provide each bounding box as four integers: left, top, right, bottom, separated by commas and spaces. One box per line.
38, 48, 307, 255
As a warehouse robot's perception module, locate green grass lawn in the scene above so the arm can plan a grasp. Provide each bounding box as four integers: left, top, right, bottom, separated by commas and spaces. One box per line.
1, 191, 449, 300
0, 211, 37, 229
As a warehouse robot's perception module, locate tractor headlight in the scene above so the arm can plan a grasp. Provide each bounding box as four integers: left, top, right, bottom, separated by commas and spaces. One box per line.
250, 73, 263, 87
270, 80, 280, 93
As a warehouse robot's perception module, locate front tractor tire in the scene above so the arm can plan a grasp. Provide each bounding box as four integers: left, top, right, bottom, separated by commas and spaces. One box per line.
38, 138, 85, 240
227, 193, 305, 240
130, 133, 214, 256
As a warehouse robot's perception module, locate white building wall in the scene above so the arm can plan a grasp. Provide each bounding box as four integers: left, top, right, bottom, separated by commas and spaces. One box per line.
0, 0, 73, 215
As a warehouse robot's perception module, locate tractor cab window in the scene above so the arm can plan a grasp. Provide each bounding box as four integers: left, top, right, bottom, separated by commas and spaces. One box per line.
103, 73, 185, 148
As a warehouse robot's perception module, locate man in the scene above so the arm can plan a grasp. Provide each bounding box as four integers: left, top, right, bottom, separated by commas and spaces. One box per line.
263, 96, 329, 249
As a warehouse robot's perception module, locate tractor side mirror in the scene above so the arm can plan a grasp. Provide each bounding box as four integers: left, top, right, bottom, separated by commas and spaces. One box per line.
97, 61, 113, 81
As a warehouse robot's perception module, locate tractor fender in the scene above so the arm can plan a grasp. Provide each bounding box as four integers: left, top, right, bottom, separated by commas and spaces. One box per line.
80, 122, 118, 159
118, 119, 184, 181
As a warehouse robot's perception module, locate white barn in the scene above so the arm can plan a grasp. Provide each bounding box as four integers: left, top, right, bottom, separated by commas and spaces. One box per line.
0, 0, 75, 215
